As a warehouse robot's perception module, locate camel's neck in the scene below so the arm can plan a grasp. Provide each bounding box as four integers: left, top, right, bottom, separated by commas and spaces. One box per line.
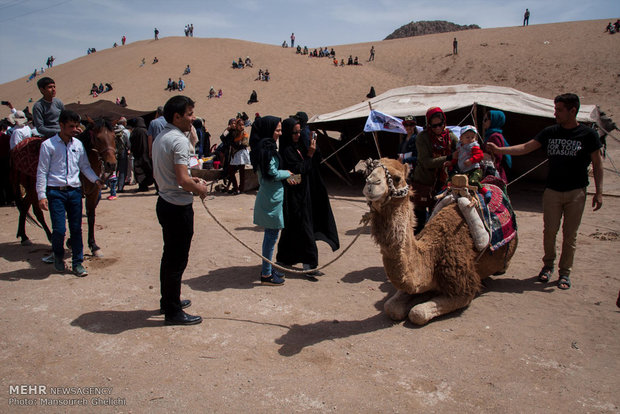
370, 197, 418, 255
369, 197, 431, 293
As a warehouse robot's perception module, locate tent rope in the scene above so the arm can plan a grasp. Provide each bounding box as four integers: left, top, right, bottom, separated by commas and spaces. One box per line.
506, 159, 548, 187
200, 197, 365, 275
320, 131, 363, 165
455, 106, 475, 127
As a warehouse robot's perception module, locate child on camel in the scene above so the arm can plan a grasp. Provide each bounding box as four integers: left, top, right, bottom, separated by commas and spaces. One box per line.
444, 125, 491, 201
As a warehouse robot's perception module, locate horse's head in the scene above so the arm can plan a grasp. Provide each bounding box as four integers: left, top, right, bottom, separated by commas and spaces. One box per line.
79, 117, 117, 178
356, 158, 409, 206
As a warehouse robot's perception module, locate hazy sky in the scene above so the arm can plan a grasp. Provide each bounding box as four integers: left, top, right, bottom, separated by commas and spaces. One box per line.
0, 0, 618, 84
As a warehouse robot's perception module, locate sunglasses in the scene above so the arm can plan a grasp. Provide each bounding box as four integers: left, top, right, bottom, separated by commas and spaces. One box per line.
430, 122, 444, 129
292, 131, 301, 135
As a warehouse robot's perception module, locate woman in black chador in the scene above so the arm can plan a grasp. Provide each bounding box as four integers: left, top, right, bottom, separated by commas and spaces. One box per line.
276, 117, 339, 276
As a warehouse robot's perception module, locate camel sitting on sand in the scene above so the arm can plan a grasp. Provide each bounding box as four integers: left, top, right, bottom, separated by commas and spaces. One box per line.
359, 158, 518, 325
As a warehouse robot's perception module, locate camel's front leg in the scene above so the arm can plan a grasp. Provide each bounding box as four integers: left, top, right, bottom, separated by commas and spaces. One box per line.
384, 290, 436, 321
408, 294, 475, 325
384, 290, 415, 321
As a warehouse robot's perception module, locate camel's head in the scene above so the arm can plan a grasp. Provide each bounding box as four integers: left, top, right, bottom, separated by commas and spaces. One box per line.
356, 158, 409, 204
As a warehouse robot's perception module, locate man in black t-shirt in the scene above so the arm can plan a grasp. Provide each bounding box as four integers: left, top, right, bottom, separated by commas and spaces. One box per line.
488, 93, 603, 290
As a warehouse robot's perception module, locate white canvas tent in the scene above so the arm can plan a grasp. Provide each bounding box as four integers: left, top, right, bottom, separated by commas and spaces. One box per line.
309, 84, 601, 183
309, 84, 597, 127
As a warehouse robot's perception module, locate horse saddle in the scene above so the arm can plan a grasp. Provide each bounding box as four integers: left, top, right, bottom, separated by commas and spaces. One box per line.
11, 137, 44, 177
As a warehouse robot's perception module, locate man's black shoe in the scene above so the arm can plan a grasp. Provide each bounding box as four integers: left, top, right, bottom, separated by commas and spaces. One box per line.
159, 299, 191, 314
164, 311, 202, 326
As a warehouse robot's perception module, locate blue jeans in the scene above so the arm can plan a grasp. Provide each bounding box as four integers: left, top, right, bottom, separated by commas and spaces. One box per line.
108, 176, 117, 196
47, 187, 84, 266
116, 156, 128, 192
261, 228, 280, 276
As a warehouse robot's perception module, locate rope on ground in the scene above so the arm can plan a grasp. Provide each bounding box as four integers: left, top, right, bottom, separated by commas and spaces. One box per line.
200, 197, 365, 275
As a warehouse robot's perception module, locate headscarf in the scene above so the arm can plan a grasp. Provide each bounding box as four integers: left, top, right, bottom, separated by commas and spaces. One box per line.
484, 110, 505, 139
128, 117, 146, 129
279, 117, 302, 156
484, 110, 511, 168
425, 107, 452, 158
293, 111, 308, 128
249, 115, 281, 175
292, 111, 310, 147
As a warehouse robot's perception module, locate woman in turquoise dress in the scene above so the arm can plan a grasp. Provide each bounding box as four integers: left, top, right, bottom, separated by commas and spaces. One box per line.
251, 116, 295, 285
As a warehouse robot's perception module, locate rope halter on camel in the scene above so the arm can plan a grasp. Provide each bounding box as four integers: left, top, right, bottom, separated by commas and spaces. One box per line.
363, 159, 409, 206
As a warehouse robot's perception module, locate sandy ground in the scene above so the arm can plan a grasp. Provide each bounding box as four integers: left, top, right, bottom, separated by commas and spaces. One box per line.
0, 165, 619, 412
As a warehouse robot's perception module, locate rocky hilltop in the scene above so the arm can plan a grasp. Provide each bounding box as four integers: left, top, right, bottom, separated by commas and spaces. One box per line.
385, 20, 480, 40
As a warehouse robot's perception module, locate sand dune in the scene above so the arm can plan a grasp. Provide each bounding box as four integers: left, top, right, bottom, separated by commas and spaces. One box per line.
1, 19, 619, 136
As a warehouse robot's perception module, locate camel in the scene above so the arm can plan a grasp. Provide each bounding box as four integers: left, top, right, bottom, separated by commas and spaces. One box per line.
359, 158, 518, 325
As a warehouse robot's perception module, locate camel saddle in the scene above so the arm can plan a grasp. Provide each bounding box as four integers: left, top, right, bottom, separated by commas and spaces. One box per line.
432, 175, 517, 251
475, 183, 517, 251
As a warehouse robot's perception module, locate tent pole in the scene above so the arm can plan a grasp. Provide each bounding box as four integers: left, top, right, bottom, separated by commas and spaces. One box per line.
472, 102, 478, 130
323, 160, 352, 186
368, 102, 382, 158
372, 131, 382, 158
321, 129, 350, 177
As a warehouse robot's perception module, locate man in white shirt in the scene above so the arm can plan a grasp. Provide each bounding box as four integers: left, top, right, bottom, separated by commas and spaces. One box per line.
36, 110, 103, 276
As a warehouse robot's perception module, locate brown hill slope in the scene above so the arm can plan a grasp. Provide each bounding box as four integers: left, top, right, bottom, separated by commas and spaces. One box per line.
1, 19, 618, 135
385, 20, 480, 40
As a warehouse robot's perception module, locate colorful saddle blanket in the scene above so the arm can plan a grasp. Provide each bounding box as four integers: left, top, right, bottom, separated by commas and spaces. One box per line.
11, 137, 44, 177
476, 183, 517, 251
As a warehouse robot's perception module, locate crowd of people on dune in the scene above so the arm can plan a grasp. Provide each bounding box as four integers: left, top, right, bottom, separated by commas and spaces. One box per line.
90, 82, 113, 96
184, 24, 194, 37
165, 77, 186, 91
208, 86, 223, 99
604, 19, 620, 34
254, 68, 270, 81
232, 56, 253, 69
45, 56, 55, 68
293, 43, 373, 68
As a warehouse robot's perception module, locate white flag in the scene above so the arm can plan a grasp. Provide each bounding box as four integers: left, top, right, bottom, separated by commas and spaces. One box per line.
364, 110, 407, 134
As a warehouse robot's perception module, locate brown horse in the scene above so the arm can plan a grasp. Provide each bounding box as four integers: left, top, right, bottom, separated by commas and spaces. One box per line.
10, 118, 117, 256
76, 118, 117, 256
10, 137, 52, 245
